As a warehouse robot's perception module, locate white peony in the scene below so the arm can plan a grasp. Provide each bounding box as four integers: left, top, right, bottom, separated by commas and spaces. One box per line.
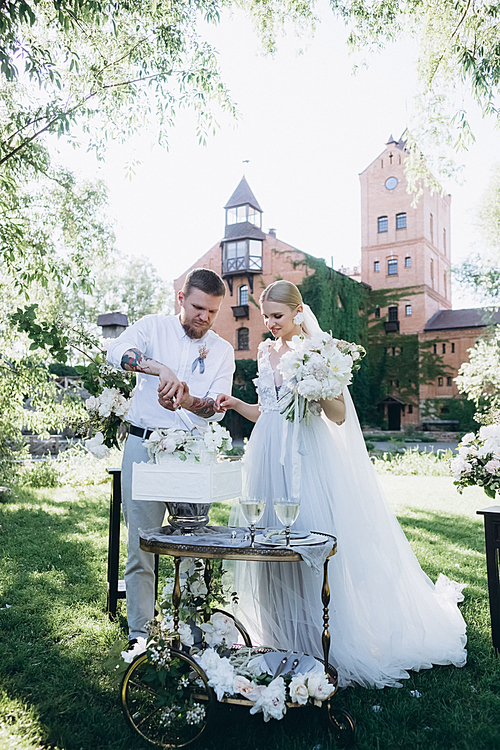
306, 673, 335, 706
249, 677, 287, 722
289, 674, 309, 705
485, 459, 500, 474
85, 395, 99, 413
189, 578, 208, 598
461, 432, 476, 445
200, 612, 239, 649
479, 424, 500, 441
85, 432, 109, 458
233, 675, 259, 698
196, 648, 235, 701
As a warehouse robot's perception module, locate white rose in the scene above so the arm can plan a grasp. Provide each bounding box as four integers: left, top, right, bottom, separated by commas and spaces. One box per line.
85, 432, 109, 458
461, 432, 476, 445
289, 674, 309, 705
249, 677, 287, 722
233, 675, 259, 698
195, 649, 235, 701
485, 459, 500, 474
479, 424, 500, 441
200, 612, 239, 649
85, 395, 98, 413
306, 673, 335, 706
189, 578, 208, 597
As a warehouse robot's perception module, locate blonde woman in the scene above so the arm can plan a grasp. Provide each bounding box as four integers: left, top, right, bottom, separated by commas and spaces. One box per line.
216, 280, 466, 689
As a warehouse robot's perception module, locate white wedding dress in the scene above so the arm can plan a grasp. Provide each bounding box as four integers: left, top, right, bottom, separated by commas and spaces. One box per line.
229, 338, 467, 688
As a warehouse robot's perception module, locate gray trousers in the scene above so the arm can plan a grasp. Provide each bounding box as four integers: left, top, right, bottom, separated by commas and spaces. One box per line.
121, 434, 167, 639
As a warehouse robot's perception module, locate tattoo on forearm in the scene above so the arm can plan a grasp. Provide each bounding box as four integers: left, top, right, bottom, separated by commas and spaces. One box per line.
189, 397, 216, 418
121, 348, 157, 374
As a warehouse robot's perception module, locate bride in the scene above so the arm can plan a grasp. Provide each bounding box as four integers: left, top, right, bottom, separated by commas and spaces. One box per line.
215, 280, 467, 689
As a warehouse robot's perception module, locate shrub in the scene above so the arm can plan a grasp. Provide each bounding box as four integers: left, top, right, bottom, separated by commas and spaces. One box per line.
372, 447, 453, 476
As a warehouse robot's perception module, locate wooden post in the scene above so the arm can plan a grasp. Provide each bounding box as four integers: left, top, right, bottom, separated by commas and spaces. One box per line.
477, 506, 500, 653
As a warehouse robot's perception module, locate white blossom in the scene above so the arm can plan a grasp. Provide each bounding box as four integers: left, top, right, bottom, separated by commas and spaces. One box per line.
195, 648, 235, 701
249, 677, 287, 722
200, 612, 239, 649
85, 432, 109, 458
289, 674, 309, 705
306, 673, 335, 706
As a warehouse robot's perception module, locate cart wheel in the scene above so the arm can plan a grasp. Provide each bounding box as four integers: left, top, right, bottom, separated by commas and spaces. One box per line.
121, 649, 216, 748
326, 704, 356, 748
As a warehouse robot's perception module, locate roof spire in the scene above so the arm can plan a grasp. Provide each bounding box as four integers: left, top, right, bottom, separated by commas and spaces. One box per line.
224, 176, 262, 212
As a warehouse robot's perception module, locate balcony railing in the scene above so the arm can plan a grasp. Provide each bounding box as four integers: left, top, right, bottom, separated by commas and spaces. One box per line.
384, 320, 400, 333
231, 305, 249, 319
221, 256, 262, 276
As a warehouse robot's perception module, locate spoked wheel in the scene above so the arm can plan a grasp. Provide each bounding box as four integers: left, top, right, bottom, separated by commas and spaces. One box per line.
121, 648, 216, 748
326, 704, 356, 748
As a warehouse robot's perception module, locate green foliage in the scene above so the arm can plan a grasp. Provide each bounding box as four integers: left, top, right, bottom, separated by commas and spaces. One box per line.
293, 254, 371, 420
371, 448, 453, 477
421, 397, 480, 434
1, 480, 500, 750
329, 1, 500, 178
222, 359, 258, 439
20, 459, 61, 489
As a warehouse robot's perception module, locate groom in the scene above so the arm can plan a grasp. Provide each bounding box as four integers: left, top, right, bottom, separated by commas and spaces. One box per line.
106, 268, 234, 653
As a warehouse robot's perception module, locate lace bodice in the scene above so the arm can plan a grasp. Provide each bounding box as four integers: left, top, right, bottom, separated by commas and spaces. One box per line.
253, 341, 287, 413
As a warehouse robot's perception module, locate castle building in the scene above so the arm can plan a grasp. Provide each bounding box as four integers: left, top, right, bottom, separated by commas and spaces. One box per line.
174, 176, 316, 360
175, 146, 499, 432
357, 135, 499, 430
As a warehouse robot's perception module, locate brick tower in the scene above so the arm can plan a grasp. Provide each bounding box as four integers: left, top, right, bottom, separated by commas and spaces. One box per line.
359, 135, 452, 334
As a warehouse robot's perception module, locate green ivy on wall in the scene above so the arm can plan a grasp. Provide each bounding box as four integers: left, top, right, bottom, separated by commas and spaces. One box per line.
221, 358, 258, 439
420, 397, 479, 433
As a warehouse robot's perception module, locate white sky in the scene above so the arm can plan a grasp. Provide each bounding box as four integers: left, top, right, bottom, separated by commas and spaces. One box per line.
52, 2, 500, 309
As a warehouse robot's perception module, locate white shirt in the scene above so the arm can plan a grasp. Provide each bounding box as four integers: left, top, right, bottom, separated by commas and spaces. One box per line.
106, 314, 234, 431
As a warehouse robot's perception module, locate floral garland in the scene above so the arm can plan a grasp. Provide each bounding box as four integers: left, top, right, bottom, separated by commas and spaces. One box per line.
119, 564, 335, 726
143, 423, 233, 463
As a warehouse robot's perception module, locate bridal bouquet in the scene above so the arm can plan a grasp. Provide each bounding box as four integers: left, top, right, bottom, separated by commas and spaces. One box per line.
451, 423, 500, 499
277, 334, 366, 424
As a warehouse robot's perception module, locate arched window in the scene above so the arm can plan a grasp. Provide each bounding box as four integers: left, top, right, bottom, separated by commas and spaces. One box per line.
238, 285, 248, 305
237, 328, 249, 351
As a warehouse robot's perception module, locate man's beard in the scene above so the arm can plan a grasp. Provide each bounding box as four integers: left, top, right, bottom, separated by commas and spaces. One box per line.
181, 319, 211, 339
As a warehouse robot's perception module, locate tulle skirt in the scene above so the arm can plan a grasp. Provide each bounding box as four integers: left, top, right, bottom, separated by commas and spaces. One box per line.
229, 410, 467, 688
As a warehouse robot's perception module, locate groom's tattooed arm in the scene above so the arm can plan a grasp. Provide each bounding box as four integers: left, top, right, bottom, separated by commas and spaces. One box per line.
121, 348, 159, 374
188, 396, 217, 418
121, 348, 185, 404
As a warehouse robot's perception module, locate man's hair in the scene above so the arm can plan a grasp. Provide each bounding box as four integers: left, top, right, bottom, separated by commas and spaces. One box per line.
182, 268, 226, 298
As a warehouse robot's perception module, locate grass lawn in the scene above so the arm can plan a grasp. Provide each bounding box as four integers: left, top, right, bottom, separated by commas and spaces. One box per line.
0, 475, 499, 750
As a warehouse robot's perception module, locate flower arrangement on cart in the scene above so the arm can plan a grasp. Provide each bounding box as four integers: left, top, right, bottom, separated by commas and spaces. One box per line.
118, 559, 336, 742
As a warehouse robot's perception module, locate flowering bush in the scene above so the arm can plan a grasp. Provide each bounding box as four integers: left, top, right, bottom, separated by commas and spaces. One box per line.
277, 334, 365, 424
451, 423, 500, 499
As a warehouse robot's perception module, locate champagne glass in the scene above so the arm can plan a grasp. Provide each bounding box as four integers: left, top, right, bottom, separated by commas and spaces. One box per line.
273, 498, 301, 547
239, 497, 266, 547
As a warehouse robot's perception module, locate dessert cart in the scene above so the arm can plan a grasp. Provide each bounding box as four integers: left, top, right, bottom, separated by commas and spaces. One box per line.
120, 527, 356, 748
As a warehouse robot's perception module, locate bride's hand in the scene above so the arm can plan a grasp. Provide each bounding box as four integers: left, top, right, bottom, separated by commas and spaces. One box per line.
215, 393, 237, 412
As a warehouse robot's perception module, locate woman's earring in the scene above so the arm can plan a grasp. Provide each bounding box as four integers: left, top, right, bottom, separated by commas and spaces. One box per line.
293, 311, 304, 325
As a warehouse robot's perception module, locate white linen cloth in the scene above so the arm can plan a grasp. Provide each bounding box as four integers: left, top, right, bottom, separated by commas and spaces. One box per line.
229, 339, 467, 689
106, 314, 234, 431
138, 525, 335, 574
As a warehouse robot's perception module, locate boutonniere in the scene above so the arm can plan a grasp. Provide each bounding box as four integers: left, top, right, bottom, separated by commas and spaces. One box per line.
192, 343, 209, 374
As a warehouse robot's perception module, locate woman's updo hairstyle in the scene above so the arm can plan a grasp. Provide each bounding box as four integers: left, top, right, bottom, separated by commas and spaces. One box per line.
260, 280, 313, 335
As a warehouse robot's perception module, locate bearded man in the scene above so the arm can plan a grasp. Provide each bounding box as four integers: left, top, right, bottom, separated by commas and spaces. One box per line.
106, 268, 234, 653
